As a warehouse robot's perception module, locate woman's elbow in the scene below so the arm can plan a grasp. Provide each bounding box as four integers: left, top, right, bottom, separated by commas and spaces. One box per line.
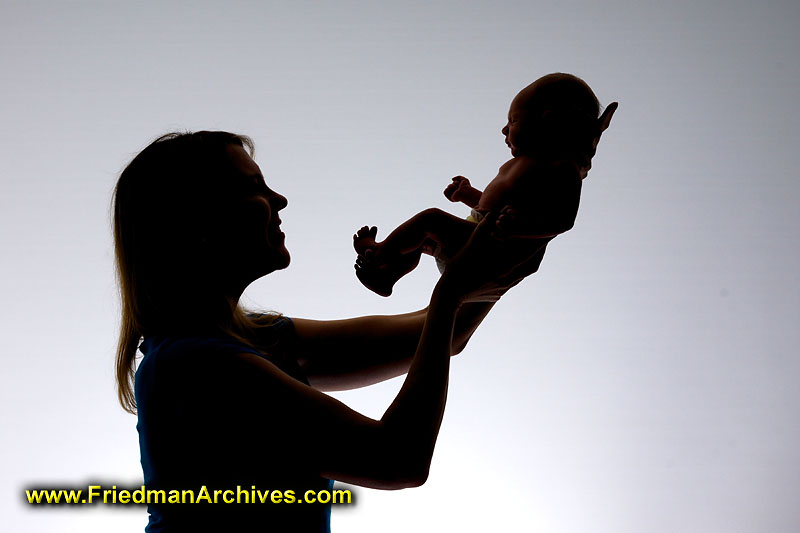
451, 339, 468, 356
401, 462, 430, 488
379, 464, 430, 490
375, 446, 432, 489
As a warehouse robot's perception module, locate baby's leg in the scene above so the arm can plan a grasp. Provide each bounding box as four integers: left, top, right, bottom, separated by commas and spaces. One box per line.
354, 208, 475, 296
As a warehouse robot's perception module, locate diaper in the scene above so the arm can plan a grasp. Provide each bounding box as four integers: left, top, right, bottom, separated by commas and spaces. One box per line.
466, 208, 484, 224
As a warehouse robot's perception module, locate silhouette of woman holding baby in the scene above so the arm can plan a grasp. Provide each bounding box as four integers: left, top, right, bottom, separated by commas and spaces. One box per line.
113, 74, 614, 532
113, 131, 526, 532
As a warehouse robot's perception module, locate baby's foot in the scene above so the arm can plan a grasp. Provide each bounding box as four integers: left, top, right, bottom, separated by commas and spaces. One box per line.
354, 255, 395, 297
494, 205, 518, 239
353, 226, 379, 256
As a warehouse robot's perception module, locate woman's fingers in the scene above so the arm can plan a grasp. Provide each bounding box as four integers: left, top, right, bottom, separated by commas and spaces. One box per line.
444, 210, 550, 303
440, 211, 510, 300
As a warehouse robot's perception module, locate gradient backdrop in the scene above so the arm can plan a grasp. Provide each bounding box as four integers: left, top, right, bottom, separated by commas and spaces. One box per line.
2, 1, 798, 531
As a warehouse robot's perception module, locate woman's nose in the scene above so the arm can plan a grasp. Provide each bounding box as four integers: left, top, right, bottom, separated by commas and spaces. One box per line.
272, 191, 288, 210
502, 124, 509, 135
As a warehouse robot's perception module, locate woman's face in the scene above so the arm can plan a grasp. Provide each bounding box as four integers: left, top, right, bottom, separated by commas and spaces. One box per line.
219, 144, 290, 282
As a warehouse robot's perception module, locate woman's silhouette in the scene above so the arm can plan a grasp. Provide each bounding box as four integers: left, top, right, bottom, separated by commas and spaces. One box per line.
113, 131, 527, 532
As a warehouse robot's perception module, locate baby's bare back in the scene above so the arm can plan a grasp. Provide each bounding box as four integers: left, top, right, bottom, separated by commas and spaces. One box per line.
477, 156, 583, 238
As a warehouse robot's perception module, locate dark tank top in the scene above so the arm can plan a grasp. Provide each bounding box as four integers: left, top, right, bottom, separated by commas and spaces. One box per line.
135, 317, 332, 532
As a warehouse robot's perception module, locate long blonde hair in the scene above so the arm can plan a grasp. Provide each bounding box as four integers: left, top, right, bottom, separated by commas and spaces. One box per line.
113, 131, 278, 414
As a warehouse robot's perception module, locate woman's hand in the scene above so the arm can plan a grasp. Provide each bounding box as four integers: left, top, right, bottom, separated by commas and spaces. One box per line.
438, 211, 543, 304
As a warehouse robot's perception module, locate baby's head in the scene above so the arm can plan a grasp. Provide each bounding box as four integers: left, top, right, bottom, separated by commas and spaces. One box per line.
503, 73, 615, 173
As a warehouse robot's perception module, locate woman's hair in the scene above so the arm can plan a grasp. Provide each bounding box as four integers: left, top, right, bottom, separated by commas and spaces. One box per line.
113, 131, 279, 414
525, 73, 604, 171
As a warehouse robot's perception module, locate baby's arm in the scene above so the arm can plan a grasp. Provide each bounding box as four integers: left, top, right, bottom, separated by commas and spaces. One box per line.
443, 176, 482, 208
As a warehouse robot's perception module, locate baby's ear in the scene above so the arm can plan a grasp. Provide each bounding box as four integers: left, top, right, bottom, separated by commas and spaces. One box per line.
598, 102, 618, 133
539, 109, 557, 125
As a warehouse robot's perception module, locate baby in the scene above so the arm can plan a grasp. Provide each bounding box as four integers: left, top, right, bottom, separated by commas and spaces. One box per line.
353, 73, 617, 296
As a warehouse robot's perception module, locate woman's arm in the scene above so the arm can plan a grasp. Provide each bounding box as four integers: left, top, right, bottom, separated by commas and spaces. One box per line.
290, 302, 495, 392
207, 212, 516, 489
210, 266, 473, 489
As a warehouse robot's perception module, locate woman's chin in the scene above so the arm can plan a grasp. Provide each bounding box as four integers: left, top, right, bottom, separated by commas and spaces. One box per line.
275, 252, 291, 270
247, 248, 291, 280
270, 246, 291, 270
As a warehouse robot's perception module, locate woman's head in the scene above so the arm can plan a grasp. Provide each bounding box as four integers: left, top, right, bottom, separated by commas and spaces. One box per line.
113, 131, 288, 412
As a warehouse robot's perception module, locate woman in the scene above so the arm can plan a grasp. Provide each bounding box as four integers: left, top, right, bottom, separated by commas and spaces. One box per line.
113, 131, 529, 532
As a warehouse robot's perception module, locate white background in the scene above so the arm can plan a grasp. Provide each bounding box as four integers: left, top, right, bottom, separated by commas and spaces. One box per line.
2, 1, 798, 531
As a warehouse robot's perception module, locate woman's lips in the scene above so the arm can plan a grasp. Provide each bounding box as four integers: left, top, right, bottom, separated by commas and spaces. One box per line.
270, 223, 284, 239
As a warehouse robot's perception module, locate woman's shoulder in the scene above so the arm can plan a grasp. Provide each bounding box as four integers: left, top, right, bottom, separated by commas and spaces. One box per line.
247, 313, 296, 346
137, 315, 307, 383
139, 334, 261, 363
139, 315, 293, 360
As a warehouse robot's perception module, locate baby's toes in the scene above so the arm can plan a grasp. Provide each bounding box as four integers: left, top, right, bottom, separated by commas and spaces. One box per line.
494, 209, 517, 238
498, 207, 517, 223
355, 225, 377, 239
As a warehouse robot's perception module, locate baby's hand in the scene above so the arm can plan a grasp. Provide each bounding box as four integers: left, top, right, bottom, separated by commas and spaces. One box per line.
443, 176, 471, 202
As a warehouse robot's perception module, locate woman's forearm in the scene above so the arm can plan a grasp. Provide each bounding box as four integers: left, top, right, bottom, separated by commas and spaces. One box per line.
293, 301, 494, 391
378, 282, 461, 483
293, 310, 427, 391
452, 302, 495, 354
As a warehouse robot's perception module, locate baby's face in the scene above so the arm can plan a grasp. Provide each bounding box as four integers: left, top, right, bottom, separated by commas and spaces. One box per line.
501, 90, 537, 156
